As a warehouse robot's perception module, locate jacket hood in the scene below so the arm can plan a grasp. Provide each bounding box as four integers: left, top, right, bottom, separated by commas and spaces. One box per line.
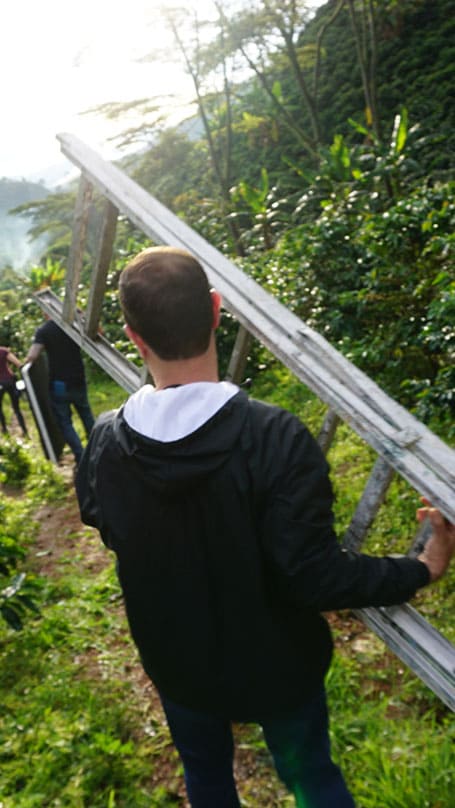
112, 386, 249, 495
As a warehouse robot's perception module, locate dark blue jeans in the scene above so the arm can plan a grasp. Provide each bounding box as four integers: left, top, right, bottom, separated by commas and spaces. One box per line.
0, 381, 28, 436
160, 689, 355, 808
50, 381, 95, 463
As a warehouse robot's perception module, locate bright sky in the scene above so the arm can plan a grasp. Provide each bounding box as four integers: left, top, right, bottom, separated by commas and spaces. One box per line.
1, 1, 217, 183
1, 0, 323, 185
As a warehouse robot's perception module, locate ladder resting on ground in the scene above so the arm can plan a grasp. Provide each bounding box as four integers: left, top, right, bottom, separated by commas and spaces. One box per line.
33, 132, 455, 710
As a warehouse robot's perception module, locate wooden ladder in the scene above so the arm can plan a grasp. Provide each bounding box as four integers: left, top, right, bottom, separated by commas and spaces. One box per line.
33, 132, 455, 710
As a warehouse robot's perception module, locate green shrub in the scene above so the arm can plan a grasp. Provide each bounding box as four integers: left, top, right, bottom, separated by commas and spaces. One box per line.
0, 494, 40, 630
0, 439, 33, 487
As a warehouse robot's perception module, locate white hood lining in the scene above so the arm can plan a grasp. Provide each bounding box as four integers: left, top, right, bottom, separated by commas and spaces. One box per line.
123, 381, 239, 442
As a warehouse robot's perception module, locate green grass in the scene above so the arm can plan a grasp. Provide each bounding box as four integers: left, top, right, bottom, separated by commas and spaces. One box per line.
0, 366, 454, 806
85, 360, 129, 417
0, 536, 179, 807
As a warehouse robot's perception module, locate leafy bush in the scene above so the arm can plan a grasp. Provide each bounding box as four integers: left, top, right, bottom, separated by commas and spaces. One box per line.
240, 135, 454, 424
0, 439, 33, 487
0, 494, 40, 630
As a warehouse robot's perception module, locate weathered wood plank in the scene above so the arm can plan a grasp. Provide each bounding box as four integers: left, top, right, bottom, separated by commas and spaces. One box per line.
343, 458, 395, 551
356, 604, 455, 711
85, 199, 118, 339
56, 133, 455, 524
62, 174, 92, 323
317, 409, 340, 454
21, 362, 60, 463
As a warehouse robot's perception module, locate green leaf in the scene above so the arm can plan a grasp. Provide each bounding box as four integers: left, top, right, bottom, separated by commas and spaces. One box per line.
391, 107, 408, 155
348, 117, 372, 139
271, 80, 282, 101
0, 604, 23, 630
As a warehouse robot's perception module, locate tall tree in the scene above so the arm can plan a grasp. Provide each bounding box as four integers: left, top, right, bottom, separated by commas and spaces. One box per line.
162, 5, 246, 256
217, 0, 322, 161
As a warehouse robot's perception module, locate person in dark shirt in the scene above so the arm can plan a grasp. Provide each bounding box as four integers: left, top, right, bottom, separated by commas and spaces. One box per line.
0, 346, 28, 437
76, 246, 455, 808
25, 318, 94, 465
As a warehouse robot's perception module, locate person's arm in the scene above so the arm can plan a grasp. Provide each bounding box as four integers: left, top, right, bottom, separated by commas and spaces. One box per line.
23, 342, 44, 365
6, 350, 22, 369
75, 410, 116, 547
261, 423, 440, 611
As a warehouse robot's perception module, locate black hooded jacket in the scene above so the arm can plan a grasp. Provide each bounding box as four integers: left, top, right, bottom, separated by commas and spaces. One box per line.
76, 389, 429, 719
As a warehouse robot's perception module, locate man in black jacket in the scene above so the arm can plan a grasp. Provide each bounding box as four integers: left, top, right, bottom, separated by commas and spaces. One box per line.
25, 317, 95, 465
76, 246, 455, 808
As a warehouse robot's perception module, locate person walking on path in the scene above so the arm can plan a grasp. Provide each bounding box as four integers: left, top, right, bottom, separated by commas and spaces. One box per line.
25, 317, 95, 466
75, 246, 455, 808
0, 346, 28, 437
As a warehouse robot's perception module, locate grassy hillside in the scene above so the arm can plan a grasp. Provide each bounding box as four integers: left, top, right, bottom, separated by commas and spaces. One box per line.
0, 367, 453, 807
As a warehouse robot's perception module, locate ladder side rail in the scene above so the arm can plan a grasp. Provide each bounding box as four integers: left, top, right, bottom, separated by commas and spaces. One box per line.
55, 135, 442, 447
354, 604, 455, 712
293, 325, 450, 456
57, 133, 454, 485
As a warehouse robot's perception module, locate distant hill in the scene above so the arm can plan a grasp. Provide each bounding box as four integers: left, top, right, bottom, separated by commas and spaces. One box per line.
0, 178, 49, 272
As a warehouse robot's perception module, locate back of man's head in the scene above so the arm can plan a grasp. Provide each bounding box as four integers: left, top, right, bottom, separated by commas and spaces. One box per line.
119, 246, 213, 361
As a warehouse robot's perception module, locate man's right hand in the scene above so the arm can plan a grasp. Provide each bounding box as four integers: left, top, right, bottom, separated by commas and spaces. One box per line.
417, 498, 455, 582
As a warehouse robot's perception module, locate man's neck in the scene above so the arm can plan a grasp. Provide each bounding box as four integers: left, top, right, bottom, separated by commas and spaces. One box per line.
147, 339, 219, 391
153, 368, 219, 391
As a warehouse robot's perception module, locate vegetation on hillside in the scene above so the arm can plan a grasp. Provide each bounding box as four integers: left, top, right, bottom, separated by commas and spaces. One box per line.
0, 375, 454, 806
0, 5, 453, 798
0, 439, 65, 629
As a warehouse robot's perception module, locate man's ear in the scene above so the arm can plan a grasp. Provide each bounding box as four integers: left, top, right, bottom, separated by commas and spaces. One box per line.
124, 324, 148, 360
211, 290, 222, 329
